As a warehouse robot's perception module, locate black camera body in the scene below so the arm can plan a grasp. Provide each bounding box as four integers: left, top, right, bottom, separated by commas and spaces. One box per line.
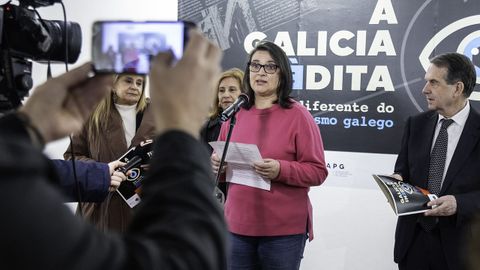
15, 0, 61, 8
0, 0, 82, 112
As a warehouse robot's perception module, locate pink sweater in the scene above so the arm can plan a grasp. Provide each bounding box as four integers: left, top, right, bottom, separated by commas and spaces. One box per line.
218, 101, 328, 240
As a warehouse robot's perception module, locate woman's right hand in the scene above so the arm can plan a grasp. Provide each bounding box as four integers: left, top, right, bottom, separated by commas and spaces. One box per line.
211, 153, 227, 175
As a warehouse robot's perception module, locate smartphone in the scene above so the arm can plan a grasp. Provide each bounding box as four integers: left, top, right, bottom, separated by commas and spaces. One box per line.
92, 21, 185, 74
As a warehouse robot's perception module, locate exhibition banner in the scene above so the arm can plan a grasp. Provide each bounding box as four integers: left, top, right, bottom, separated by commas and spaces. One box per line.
179, 0, 480, 154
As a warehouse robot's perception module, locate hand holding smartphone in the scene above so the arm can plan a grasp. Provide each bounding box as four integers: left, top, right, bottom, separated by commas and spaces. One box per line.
92, 21, 186, 74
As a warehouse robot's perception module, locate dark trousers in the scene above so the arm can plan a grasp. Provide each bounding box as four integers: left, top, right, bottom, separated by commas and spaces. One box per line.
228, 233, 307, 270
398, 224, 449, 270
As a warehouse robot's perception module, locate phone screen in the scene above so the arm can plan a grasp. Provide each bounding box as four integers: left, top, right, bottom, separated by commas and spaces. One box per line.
92, 21, 185, 74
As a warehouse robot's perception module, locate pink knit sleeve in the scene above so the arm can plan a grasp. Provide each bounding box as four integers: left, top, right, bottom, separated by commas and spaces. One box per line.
276, 108, 328, 187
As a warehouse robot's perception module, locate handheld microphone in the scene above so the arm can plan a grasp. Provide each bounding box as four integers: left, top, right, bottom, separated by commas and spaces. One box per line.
116, 156, 142, 174
115, 140, 153, 175
115, 140, 154, 208
221, 93, 249, 122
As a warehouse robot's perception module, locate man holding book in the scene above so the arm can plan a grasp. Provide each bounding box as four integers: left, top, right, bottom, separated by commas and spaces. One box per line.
392, 52, 480, 270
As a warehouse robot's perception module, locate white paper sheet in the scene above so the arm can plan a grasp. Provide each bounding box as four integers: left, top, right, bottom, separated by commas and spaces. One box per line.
209, 141, 271, 190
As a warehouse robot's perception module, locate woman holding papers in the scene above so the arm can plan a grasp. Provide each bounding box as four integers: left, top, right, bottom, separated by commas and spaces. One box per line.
64, 74, 155, 232
212, 40, 328, 270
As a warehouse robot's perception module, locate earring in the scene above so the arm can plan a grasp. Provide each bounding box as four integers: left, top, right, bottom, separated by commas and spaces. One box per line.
112, 91, 118, 103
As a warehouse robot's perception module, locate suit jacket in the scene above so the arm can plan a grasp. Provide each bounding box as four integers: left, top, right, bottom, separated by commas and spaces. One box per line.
0, 113, 226, 270
394, 107, 480, 269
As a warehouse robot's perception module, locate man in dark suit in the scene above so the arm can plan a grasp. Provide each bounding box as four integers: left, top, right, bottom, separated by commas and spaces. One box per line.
393, 52, 480, 270
0, 30, 226, 270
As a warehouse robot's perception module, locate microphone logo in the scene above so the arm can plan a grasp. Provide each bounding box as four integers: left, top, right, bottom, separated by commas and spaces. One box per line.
221, 93, 249, 122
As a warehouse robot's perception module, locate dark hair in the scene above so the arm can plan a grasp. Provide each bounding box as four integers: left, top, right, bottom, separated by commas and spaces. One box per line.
430, 52, 477, 98
243, 40, 294, 109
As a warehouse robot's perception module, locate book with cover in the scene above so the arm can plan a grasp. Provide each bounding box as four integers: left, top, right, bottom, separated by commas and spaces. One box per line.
372, 174, 438, 216
116, 139, 153, 208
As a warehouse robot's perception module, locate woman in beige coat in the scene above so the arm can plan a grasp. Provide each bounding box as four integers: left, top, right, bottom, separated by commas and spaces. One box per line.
65, 74, 155, 232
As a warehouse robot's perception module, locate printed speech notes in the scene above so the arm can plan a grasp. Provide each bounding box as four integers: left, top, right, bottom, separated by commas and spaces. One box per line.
209, 141, 271, 190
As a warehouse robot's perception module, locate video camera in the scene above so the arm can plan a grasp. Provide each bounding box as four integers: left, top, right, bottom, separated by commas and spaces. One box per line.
0, 0, 82, 112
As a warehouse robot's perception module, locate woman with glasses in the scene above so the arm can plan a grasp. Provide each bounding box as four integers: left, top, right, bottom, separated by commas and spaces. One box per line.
64, 74, 155, 232
212, 41, 328, 270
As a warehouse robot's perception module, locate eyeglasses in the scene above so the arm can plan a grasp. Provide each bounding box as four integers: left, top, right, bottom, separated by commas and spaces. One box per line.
248, 62, 278, 74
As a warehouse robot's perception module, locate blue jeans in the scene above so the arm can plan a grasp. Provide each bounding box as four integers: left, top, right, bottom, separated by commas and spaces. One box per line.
228, 233, 308, 270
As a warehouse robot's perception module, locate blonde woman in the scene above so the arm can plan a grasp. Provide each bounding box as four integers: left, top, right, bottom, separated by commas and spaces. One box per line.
201, 68, 244, 144
65, 74, 155, 232
200, 68, 244, 198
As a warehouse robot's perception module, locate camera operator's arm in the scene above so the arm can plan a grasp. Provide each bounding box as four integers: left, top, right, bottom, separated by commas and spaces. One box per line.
0, 32, 227, 270
0, 63, 110, 149
18, 63, 112, 143
0, 63, 114, 269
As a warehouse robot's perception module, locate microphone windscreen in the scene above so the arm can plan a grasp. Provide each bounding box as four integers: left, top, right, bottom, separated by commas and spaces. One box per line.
238, 93, 249, 104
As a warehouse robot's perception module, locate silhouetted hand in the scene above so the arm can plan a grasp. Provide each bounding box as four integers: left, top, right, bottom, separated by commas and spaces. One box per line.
19, 63, 112, 143
149, 30, 222, 138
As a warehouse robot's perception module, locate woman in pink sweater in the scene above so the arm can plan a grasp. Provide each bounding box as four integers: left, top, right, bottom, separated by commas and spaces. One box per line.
212, 41, 328, 270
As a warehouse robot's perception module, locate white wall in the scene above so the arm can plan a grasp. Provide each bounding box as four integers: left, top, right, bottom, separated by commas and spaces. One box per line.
31, 0, 179, 158
32, 1, 398, 269
303, 151, 398, 270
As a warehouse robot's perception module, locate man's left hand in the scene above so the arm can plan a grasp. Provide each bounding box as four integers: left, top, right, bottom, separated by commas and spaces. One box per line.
424, 195, 457, 216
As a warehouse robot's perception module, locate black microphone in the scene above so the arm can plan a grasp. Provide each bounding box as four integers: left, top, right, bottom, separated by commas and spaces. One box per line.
115, 140, 154, 174
221, 93, 249, 122
116, 156, 142, 174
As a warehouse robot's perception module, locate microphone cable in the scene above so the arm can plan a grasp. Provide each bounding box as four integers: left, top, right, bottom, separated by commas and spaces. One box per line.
58, 1, 85, 215
35, 2, 84, 214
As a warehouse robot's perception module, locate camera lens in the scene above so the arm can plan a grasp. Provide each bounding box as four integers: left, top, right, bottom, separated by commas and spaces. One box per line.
42, 20, 82, 63
3, 5, 82, 64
